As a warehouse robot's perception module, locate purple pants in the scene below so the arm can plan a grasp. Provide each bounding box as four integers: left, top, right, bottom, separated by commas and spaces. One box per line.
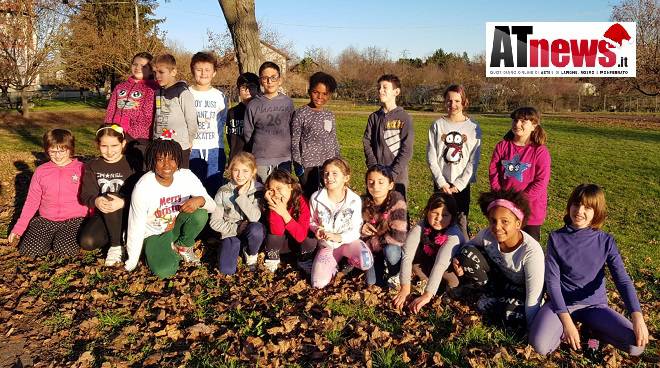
311, 240, 373, 288
218, 222, 264, 275
529, 303, 644, 356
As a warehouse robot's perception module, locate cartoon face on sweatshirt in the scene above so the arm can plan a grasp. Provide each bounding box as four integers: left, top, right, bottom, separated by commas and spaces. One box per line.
501, 154, 531, 182
116, 89, 144, 110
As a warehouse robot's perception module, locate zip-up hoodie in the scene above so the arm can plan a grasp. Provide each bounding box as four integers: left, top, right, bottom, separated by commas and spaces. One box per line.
209, 179, 264, 239
12, 159, 88, 236
309, 187, 362, 249
105, 76, 158, 139
153, 81, 198, 149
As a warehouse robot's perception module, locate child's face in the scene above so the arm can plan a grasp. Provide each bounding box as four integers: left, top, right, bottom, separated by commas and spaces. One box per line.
267, 180, 293, 203
366, 171, 393, 201
445, 91, 464, 116
323, 164, 349, 191
427, 205, 452, 231
154, 153, 178, 184
131, 57, 152, 81
238, 84, 253, 102
488, 206, 522, 244
569, 203, 594, 229
511, 119, 536, 142
192, 61, 216, 88
48, 145, 72, 167
260, 67, 281, 95
154, 63, 177, 87
309, 82, 330, 109
231, 162, 255, 187
378, 81, 399, 104
98, 135, 125, 164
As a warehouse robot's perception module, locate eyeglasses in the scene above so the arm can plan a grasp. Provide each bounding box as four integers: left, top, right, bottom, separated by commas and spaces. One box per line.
260, 75, 280, 83
48, 149, 69, 156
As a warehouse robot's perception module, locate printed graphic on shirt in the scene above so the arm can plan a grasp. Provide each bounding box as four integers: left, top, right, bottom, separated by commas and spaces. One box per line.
384, 119, 404, 157
227, 118, 244, 135
72, 174, 79, 183
254, 104, 294, 136
442, 132, 467, 164
151, 194, 188, 232
154, 93, 170, 133
96, 172, 126, 193
116, 89, 143, 109
193, 96, 225, 149
323, 119, 333, 132
501, 154, 530, 182
317, 207, 354, 233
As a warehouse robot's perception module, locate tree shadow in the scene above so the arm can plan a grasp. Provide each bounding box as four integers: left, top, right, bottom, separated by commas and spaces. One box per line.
8, 160, 34, 233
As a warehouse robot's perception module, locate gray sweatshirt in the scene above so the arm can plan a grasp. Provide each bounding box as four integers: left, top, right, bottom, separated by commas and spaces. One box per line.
362, 106, 414, 187
291, 105, 340, 167
153, 81, 198, 150
243, 93, 295, 166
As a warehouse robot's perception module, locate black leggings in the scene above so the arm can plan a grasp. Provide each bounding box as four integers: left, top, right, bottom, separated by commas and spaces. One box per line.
78, 209, 124, 250
265, 234, 317, 262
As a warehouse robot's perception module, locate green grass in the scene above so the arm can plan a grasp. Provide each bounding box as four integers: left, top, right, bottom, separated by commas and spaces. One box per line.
372, 348, 408, 368
227, 307, 270, 338
43, 311, 73, 331
326, 298, 402, 334
31, 97, 107, 111
96, 309, 133, 330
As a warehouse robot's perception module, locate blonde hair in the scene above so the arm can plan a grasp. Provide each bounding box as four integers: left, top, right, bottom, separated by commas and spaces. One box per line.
228, 151, 257, 178
564, 184, 607, 229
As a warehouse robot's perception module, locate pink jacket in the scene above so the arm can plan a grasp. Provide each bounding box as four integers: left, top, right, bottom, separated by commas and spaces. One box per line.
12, 160, 88, 236
105, 77, 158, 139
489, 140, 551, 226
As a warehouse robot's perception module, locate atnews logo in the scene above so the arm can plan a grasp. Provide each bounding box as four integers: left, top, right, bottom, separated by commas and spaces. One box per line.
486, 22, 636, 77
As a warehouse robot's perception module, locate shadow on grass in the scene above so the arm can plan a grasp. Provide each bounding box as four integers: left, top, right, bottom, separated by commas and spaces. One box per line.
546, 121, 660, 144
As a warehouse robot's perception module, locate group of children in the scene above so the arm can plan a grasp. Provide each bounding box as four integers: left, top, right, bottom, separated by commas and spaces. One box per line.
6, 51, 649, 358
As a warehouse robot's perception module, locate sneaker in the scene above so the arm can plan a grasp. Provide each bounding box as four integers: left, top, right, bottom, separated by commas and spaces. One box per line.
178, 245, 201, 266
244, 252, 258, 271
387, 274, 401, 289
297, 258, 313, 274
264, 259, 279, 273
105, 245, 123, 266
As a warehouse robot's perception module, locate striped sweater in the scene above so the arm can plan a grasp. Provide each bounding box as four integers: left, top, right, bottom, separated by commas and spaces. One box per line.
361, 190, 408, 251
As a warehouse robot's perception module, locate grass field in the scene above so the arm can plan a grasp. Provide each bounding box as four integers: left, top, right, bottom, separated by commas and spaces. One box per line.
0, 102, 658, 367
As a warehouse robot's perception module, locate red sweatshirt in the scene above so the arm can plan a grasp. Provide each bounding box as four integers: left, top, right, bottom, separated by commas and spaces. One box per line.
104, 77, 158, 139
268, 195, 310, 243
12, 159, 88, 236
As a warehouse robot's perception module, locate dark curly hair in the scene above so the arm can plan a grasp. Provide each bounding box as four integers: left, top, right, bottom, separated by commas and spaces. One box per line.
265, 168, 304, 220
309, 71, 337, 93
478, 189, 530, 226
145, 139, 183, 172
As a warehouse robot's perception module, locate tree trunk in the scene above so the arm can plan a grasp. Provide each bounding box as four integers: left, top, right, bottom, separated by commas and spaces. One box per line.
218, 0, 263, 74
20, 90, 30, 119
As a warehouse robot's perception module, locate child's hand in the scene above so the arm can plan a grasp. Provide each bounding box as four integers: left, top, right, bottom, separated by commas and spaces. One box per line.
315, 228, 327, 240
264, 189, 274, 203
323, 232, 341, 243
7, 232, 20, 246
180, 196, 205, 213
451, 258, 464, 277
105, 194, 125, 212
269, 195, 291, 221
632, 312, 649, 348
559, 313, 580, 350
409, 292, 433, 314
440, 184, 452, 195
361, 223, 377, 237
392, 284, 410, 310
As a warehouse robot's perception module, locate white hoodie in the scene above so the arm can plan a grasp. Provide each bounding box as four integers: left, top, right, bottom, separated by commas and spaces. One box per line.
308, 187, 362, 249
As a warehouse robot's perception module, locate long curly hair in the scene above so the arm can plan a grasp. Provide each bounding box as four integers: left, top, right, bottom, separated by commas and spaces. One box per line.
265, 168, 304, 220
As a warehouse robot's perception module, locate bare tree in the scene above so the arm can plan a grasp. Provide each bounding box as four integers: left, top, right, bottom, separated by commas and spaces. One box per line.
0, 0, 70, 118
217, 0, 263, 73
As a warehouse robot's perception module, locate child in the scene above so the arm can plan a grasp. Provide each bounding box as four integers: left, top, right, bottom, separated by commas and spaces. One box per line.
291, 72, 340, 198
105, 52, 158, 169
263, 169, 315, 273
226, 72, 260, 161
243, 61, 295, 183
79, 125, 139, 266
362, 74, 413, 198
427, 84, 481, 237
8, 129, 88, 257
360, 165, 407, 287
153, 53, 198, 168
309, 157, 373, 289
210, 152, 265, 275
452, 190, 544, 329
488, 107, 550, 242
189, 51, 228, 195
124, 136, 216, 278
530, 184, 648, 356
393, 193, 466, 314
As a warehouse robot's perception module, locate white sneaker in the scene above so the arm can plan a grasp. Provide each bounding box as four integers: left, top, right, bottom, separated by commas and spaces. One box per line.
264, 259, 279, 272
105, 246, 123, 267
178, 245, 201, 266
245, 253, 258, 271
387, 273, 401, 289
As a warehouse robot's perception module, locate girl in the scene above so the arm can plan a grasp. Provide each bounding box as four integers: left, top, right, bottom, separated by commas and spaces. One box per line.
210, 152, 265, 275
8, 129, 88, 257
124, 135, 216, 278
489, 107, 550, 241
530, 184, 648, 356
427, 84, 481, 237
309, 157, 373, 289
105, 52, 159, 169
360, 165, 407, 287
79, 124, 139, 266
263, 169, 314, 273
393, 193, 465, 313
452, 190, 544, 329
291, 72, 340, 198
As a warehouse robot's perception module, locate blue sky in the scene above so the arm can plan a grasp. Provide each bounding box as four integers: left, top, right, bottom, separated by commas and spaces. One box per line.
154, 0, 615, 60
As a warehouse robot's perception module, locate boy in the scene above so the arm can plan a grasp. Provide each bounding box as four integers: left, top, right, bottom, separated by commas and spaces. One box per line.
189, 51, 227, 195
243, 61, 295, 183
153, 53, 197, 168
362, 74, 414, 197
226, 72, 260, 161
